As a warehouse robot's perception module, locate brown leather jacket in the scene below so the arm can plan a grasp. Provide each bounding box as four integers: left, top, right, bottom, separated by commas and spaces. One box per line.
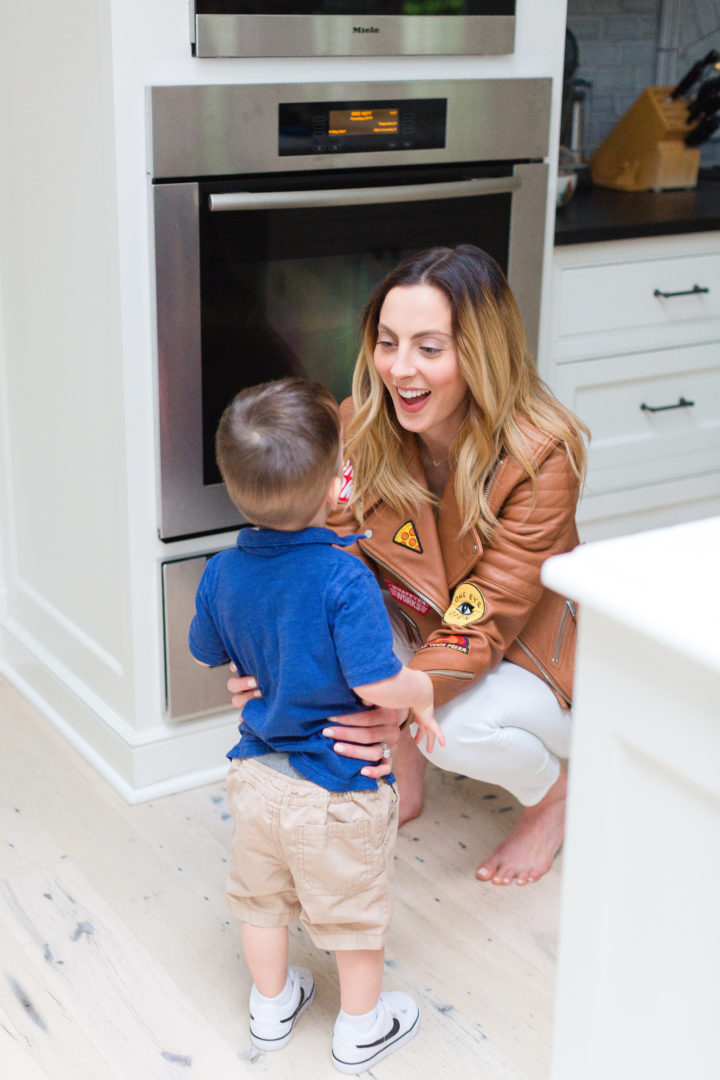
328, 399, 580, 709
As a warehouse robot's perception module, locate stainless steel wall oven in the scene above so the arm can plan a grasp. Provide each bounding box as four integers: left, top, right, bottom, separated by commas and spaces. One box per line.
190, 2, 516, 58
150, 79, 551, 543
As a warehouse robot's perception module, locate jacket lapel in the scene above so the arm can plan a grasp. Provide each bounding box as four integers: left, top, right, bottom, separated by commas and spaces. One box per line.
358, 438, 447, 613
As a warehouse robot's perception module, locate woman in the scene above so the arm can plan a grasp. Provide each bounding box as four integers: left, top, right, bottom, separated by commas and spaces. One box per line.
229, 244, 587, 886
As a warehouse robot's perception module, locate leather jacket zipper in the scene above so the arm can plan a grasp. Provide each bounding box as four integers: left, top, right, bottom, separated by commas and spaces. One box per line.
484, 457, 503, 503
552, 599, 576, 664
357, 541, 445, 617
515, 637, 572, 707
424, 669, 473, 680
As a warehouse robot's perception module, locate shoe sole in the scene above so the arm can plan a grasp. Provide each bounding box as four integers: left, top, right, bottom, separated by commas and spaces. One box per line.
331, 1008, 420, 1074
250, 981, 315, 1051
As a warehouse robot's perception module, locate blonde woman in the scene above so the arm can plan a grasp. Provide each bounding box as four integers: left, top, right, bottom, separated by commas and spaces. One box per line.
229, 245, 587, 886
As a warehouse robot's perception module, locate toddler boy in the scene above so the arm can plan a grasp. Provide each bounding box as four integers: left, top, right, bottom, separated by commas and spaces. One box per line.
189, 377, 442, 1074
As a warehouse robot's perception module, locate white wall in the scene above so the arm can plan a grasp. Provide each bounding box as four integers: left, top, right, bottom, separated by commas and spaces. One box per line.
0, 0, 568, 799
0, 2, 133, 717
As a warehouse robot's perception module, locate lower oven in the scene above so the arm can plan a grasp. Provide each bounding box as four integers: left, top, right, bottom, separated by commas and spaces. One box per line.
150, 79, 550, 719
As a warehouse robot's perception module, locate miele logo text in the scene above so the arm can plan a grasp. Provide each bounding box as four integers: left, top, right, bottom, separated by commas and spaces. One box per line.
353, 26, 379, 33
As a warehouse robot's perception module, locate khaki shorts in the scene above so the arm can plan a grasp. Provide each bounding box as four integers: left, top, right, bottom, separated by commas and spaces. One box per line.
224, 757, 399, 951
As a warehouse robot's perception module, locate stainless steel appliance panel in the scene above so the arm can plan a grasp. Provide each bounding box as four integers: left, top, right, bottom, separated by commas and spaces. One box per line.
162, 556, 231, 721
193, 14, 515, 58
149, 79, 551, 180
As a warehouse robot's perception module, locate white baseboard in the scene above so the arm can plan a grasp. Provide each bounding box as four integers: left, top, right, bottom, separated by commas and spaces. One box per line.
0, 624, 239, 804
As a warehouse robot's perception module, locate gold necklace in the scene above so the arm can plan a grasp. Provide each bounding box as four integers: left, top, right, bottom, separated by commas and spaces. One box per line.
420, 440, 449, 468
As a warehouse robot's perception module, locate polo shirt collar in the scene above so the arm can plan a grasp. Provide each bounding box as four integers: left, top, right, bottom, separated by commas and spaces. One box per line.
236, 525, 367, 552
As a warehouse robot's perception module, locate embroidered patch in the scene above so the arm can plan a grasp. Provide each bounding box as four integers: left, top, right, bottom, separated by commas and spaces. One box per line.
393, 520, 423, 554
338, 459, 353, 503
385, 580, 431, 616
444, 582, 486, 627
420, 635, 470, 654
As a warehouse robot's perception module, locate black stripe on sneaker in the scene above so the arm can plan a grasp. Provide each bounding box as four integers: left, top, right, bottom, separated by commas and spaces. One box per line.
357, 1017, 400, 1048
250, 985, 313, 1043
281, 986, 307, 1025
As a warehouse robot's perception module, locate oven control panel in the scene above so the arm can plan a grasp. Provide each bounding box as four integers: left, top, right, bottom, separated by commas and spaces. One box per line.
279, 98, 447, 156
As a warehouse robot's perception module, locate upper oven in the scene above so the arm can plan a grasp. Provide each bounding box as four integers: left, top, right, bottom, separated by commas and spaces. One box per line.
149, 79, 551, 541
190, 2, 515, 58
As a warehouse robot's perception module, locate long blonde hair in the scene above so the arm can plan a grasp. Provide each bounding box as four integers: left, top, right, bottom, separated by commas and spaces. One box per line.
346, 245, 588, 541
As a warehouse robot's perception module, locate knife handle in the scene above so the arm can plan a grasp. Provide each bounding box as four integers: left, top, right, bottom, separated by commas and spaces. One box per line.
685, 114, 720, 146
687, 75, 720, 120
670, 48, 720, 99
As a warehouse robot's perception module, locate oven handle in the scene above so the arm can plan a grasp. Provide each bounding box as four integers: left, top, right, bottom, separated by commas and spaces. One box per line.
208, 176, 522, 212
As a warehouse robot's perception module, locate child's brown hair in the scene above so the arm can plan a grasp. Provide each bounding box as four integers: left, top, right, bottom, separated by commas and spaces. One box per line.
215, 377, 342, 530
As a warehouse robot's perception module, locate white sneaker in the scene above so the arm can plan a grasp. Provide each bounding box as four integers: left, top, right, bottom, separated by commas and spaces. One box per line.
249, 966, 315, 1051
331, 991, 420, 1074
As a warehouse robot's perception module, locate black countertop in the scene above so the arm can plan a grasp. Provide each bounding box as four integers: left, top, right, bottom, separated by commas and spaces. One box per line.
554, 173, 720, 246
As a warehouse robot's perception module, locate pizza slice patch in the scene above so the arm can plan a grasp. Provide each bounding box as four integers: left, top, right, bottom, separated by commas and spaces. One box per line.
393, 520, 423, 555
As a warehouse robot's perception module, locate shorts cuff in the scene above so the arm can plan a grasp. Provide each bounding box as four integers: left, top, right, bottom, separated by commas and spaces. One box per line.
302, 927, 390, 951
225, 897, 302, 926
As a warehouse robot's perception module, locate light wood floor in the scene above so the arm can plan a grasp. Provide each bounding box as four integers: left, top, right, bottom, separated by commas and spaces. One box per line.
0, 676, 561, 1079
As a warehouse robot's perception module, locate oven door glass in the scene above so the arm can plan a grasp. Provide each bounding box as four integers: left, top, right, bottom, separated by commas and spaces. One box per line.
198, 166, 512, 488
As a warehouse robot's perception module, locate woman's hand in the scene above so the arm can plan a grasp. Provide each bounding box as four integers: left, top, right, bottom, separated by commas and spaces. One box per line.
227, 663, 262, 716
322, 707, 407, 779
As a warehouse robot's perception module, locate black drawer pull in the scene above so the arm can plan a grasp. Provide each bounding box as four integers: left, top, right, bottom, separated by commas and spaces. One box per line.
653, 284, 709, 299
640, 396, 695, 414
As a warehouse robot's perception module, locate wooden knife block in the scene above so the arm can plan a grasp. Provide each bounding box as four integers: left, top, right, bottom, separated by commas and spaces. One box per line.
590, 85, 700, 192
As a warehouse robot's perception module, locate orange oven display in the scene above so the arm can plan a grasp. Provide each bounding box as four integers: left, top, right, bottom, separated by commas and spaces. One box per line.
328, 109, 399, 137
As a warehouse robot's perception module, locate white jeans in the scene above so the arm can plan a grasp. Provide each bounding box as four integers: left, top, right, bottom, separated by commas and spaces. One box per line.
389, 603, 572, 807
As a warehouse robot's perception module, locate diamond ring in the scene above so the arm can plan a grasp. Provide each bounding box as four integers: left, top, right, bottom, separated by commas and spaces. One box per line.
381, 743, 391, 759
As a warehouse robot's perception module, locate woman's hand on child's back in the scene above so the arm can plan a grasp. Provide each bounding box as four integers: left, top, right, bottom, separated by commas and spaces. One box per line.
321, 707, 402, 779
227, 664, 263, 715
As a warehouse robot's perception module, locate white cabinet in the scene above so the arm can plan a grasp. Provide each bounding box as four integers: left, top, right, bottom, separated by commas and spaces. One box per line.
550, 233, 720, 541
543, 518, 720, 1080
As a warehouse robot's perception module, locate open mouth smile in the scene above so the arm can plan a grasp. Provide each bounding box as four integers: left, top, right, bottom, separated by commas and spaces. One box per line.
396, 387, 431, 411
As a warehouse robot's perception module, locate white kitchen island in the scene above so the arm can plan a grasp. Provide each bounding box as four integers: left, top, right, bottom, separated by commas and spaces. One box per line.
543, 516, 720, 1080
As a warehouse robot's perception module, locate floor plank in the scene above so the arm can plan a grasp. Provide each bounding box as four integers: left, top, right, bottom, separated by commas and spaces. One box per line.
1, 862, 247, 1079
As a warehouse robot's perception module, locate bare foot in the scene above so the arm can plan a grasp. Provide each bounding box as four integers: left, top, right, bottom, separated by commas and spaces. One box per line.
392, 728, 428, 826
476, 765, 567, 886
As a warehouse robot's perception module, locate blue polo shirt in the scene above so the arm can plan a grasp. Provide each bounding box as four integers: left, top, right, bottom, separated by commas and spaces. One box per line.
188, 526, 402, 791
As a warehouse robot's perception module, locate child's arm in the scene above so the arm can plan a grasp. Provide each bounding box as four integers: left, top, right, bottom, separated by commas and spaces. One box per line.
352, 667, 444, 754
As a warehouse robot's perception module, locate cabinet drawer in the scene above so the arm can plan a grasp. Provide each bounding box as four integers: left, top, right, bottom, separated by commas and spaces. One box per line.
556, 252, 720, 339
554, 343, 720, 495
577, 472, 720, 542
